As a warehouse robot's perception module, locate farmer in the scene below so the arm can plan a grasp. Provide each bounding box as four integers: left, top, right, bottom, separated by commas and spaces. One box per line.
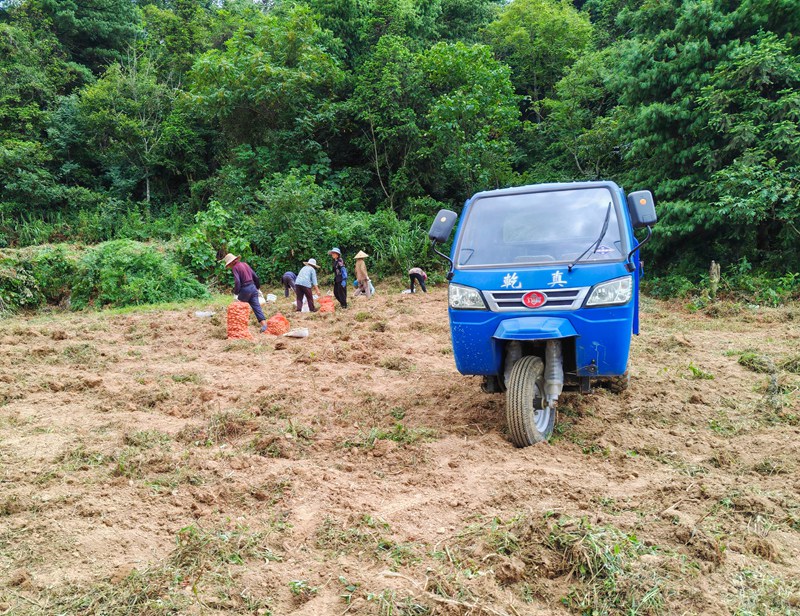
281, 271, 296, 298
353, 251, 371, 299
223, 253, 267, 332
408, 267, 428, 293
294, 258, 321, 312
329, 247, 348, 309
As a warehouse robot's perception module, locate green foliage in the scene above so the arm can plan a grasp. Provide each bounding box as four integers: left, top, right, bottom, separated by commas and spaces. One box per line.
0, 259, 43, 312
2, 0, 799, 290
419, 42, 521, 198
545, 515, 664, 614
0, 245, 76, 311
483, 0, 592, 109
71, 240, 208, 309
36, 0, 141, 73
188, 4, 343, 176
641, 274, 697, 300
29, 246, 77, 303
78, 53, 176, 202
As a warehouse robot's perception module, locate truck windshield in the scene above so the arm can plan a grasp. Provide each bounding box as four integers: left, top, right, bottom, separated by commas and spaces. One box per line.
456, 187, 625, 268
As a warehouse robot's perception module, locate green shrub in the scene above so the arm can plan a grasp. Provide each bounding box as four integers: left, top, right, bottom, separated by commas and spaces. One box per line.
30, 247, 78, 304
641, 274, 697, 299
71, 240, 208, 309
0, 260, 44, 312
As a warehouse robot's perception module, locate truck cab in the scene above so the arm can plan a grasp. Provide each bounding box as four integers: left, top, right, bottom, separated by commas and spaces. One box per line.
429, 181, 657, 447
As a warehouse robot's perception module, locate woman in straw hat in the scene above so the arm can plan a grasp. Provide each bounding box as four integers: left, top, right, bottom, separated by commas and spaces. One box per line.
223, 253, 267, 332
294, 258, 321, 312
353, 251, 372, 299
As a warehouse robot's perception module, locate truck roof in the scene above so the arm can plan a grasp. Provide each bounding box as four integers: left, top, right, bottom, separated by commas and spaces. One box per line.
470, 180, 622, 201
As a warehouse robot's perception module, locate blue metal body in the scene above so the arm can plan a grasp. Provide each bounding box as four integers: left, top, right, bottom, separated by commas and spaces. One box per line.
447, 181, 643, 379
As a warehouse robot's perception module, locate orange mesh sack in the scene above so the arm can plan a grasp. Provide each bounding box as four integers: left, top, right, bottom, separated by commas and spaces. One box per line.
265, 312, 290, 336
318, 296, 335, 314
227, 301, 253, 340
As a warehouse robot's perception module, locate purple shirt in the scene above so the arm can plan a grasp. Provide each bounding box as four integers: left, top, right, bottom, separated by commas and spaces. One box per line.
232, 261, 256, 294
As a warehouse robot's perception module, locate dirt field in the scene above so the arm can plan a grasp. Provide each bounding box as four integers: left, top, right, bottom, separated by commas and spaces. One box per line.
1, 285, 799, 615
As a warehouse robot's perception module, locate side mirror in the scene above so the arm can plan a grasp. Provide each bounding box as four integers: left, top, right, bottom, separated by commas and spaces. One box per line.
428, 209, 458, 244
627, 190, 657, 229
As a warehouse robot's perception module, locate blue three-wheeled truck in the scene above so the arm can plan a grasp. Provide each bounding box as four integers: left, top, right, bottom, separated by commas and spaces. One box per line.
428, 181, 658, 447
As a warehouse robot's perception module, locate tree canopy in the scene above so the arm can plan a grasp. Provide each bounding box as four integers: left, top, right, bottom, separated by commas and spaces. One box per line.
0, 0, 798, 277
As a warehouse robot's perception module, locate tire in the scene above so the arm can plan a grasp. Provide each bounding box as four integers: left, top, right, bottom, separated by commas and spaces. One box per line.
506, 356, 556, 447
608, 370, 630, 394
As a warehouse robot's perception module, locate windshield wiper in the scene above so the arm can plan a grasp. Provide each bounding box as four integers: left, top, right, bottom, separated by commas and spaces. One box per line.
568, 202, 612, 273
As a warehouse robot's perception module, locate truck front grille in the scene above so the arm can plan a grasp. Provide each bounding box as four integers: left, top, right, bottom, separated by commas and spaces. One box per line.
484, 287, 590, 312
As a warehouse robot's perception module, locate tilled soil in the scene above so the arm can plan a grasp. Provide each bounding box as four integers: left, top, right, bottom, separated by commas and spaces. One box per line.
1, 288, 799, 615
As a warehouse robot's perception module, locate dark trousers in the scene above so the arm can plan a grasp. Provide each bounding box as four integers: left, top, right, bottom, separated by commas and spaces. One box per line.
333, 278, 347, 308
237, 283, 266, 321
410, 273, 427, 293
282, 274, 296, 298
295, 285, 316, 312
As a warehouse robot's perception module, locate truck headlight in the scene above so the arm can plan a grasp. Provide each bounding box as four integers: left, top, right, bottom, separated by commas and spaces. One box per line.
449, 283, 487, 309
585, 276, 633, 307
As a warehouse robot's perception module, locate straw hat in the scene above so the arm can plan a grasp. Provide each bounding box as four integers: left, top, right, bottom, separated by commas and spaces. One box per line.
222, 253, 240, 267
328, 247, 341, 257
354, 251, 369, 259
303, 258, 319, 268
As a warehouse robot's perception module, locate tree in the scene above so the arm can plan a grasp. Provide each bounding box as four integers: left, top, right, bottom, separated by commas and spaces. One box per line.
419, 42, 521, 199
437, 0, 501, 42
79, 51, 175, 202
140, 0, 213, 80
188, 4, 344, 178
483, 0, 592, 119
0, 15, 90, 216
535, 48, 622, 180
351, 35, 426, 211
36, 0, 141, 73
696, 32, 800, 261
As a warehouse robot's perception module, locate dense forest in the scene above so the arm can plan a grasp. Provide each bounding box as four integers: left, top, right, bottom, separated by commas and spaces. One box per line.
1, 0, 799, 308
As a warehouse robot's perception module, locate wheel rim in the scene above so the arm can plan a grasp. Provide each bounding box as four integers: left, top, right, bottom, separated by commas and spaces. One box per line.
532, 383, 552, 434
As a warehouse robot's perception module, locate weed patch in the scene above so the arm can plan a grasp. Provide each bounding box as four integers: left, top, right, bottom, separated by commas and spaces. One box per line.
379, 356, 413, 371
545, 516, 666, 614
731, 568, 800, 615
342, 423, 437, 449
315, 515, 398, 560
738, 352, 773, 373
179, 410, 258, 445
46, 524, 278, 614
780, 355, 800, 374
686, 362, 714, 380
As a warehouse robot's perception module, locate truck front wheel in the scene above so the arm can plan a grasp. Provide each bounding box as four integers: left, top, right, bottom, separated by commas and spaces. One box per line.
506, 356, 555, 446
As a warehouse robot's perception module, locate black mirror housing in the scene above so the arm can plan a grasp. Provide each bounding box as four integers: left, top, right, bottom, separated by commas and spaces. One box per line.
627, 190, 657, 229
428, 209, 458, 244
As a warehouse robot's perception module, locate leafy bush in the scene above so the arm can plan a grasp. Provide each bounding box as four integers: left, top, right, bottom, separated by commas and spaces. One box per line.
30, 247, 78, 304
176, 201, 250, 282
644, 261, 800, 306
71, 240, 208, 309
641, 274, 698, 299
176, 172, 444, 286
0, 260, 44, 312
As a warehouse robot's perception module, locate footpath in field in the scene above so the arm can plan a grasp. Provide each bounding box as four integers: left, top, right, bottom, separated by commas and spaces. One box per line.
1, 287, 799, 615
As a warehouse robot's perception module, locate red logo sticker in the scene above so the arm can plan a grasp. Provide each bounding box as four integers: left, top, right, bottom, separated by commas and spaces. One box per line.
522, 291, 546, 308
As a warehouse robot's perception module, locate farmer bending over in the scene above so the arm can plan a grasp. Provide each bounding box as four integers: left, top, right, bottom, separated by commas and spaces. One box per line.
282, 271, 296, 298
223, 253, 267, 332
408, 267, 427, 293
